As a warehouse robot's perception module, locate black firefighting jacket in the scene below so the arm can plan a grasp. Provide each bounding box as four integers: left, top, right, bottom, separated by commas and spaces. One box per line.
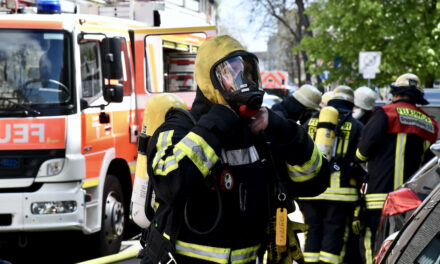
300, 99, 364, 202
356, 100, 438, 210
145, 88, 330, 263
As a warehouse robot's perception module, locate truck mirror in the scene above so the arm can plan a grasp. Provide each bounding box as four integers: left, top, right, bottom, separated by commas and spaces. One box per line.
101, 37, 123, 103
101, 37, 123, 80
103, 84, 124, 103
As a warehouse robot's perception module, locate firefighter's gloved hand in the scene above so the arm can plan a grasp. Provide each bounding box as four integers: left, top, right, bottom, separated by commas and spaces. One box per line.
280, 221, 308, 264
250, 107, 269, 134
352, 205, 364, 235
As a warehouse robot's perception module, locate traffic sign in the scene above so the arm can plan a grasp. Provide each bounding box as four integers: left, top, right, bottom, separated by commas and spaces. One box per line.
359, 51, 381, 77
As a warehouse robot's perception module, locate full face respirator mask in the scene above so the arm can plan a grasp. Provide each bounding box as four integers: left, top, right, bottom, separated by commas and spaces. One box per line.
211, 52, 264, 117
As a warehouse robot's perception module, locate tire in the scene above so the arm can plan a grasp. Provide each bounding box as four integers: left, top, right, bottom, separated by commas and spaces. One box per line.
94, 173, 126, 256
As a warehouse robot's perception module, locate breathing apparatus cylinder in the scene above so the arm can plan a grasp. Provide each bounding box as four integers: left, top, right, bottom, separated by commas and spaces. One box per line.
315, 106, 339, 160
131, 93, 187, 228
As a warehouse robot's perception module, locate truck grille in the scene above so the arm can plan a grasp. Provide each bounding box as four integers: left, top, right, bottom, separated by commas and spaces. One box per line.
0, 149, 65, 179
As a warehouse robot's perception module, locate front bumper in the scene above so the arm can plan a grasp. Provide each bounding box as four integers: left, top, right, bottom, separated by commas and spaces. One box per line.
0, 181, 88, 233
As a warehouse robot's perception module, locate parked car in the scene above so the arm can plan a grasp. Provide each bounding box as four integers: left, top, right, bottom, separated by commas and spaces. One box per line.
375, 142, 440, 263
420, 88, 440, 138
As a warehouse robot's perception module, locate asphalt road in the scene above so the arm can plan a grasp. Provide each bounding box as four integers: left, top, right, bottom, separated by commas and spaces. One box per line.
0, 204, 304, 264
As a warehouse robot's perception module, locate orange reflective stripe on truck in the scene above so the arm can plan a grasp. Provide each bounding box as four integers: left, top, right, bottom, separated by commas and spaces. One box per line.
0, 20, 62, 29
0, 117, 65, 150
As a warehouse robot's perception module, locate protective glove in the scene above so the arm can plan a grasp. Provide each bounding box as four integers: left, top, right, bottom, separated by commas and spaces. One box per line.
279, 221, 308, 264
352, 205, 364, 235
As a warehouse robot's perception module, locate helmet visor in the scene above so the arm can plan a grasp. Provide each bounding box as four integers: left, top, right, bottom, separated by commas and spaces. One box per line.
213, 55, 261, 94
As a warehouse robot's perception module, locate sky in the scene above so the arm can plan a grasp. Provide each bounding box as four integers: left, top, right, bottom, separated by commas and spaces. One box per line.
217, 0, 270, 52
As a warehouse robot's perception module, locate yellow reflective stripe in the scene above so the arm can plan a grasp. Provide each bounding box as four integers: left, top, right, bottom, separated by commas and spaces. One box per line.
300, 187, 358, 201
366, 193, 388, 200
341, 127, 350, 158
152, 131, 174, 169
330, 171, 339, 188
154, 149, 185, 176
231, 244, 260, 264
365, 193, 387, 209
82, 178, 99, 188
304, 252, 320, 263
421, 140, 431, 166
156, 130, 173, 150
394, 133, 406, 189
300, 194, 358, 202
363, 227, 373, 264
174, 240, 259, 264
320, 251, 343, 264
175, 132, 218, 177
176, 240, 230, 264
356, 149, 368, 162
287, 145, 323, 182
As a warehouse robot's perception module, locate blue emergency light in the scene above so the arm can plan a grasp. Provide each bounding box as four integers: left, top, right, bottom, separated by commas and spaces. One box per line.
36, 0, 61, 14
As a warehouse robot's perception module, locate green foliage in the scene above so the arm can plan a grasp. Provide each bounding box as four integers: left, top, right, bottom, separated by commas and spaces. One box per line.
299, 0, 440, 88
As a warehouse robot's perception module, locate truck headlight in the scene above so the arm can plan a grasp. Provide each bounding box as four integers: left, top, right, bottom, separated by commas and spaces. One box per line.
37, 158, 65, 177
31, 201, 77, 215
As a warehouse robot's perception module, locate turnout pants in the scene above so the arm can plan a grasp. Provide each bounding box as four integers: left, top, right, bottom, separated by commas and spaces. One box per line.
301, 200, 353, 264
360, 209, 381, 264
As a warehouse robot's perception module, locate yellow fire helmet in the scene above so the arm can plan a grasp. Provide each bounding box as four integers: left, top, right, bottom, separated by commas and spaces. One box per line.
143, 93, 187, 136
195, 35, 248, 105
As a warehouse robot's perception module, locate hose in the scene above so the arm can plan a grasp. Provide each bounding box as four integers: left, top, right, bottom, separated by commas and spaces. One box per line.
184, 178, 223, 235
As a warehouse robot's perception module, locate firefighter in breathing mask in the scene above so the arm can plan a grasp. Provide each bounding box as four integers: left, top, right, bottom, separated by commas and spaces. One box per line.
138, 35, 330, 264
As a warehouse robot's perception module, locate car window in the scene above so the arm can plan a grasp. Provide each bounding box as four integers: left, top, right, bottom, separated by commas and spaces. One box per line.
405, 157, 440, 200
415, 233, 440, 264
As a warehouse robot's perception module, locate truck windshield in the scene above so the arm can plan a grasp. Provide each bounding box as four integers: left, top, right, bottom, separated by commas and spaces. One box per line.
0, 29, 72, 112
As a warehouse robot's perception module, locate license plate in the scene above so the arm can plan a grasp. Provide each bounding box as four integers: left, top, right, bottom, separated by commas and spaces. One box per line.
0, 158, 19, 168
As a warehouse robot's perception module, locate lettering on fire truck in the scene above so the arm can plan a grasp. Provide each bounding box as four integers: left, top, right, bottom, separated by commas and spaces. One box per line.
0, 118, 65, 149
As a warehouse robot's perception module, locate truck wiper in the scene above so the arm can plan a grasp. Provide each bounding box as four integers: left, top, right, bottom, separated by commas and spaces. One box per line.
0, 97, 41, 116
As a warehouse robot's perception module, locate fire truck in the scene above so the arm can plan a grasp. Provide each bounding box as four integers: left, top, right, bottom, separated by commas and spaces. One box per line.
0, 0, 215, 257
260, 70, 291, 97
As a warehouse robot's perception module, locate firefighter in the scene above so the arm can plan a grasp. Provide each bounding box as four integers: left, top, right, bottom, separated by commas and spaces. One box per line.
300, 85, 364, 264
355, 73, 438, 264
320, 91, 333, 108
138, 35, 330, 264
353, 86, 377, 124
272, 84, 322, 125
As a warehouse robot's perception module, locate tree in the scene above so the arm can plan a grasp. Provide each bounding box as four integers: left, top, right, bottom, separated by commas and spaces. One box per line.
300, 0, 440, 88
246, 0, 312, 86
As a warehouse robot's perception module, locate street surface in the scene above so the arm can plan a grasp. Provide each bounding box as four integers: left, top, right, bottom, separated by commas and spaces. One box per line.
0, 204, 304, 264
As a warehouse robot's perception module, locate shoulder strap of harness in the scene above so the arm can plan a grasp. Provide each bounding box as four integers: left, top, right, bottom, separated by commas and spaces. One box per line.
165, 107, 197, 125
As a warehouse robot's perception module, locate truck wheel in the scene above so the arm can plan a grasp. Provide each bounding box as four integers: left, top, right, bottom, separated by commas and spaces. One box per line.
97, 173, 126, 256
